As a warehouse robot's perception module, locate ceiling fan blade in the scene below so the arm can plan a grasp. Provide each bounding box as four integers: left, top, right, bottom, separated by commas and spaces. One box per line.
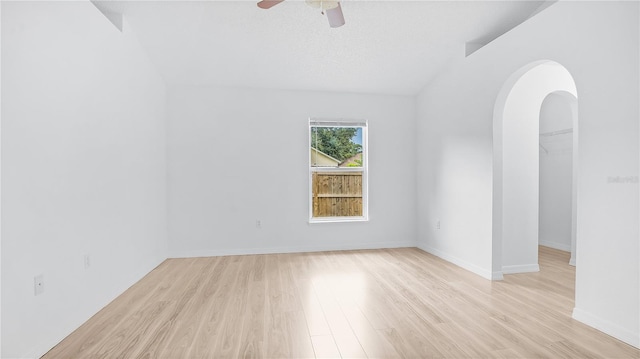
257, 0, 285, 9
326, 3, 345, 28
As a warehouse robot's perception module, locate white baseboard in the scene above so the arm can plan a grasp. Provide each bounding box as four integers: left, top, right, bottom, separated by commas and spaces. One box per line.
569, 256, 576, 266
572, 307, 640, 349
539, 240, 571, 252
416, 244, 500, 280
169, 241, 416, 259
502, 263, 540, 274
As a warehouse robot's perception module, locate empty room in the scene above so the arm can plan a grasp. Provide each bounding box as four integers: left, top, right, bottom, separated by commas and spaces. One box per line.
1, 0, 639, 358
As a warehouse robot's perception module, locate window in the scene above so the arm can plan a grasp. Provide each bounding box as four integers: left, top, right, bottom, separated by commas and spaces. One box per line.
309, 119, 368, 222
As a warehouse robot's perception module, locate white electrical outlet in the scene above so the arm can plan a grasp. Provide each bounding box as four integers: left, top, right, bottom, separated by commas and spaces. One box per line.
34, 274, 44, 296
436, 220, 441, 230
256, 220, 262, 228
84, 254, 91, 270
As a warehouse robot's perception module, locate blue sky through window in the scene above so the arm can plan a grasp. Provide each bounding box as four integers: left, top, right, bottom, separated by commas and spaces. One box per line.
352, 128, 363, 147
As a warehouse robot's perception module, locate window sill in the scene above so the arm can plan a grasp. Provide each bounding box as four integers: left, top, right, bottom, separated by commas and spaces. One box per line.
309, 216, 369, 224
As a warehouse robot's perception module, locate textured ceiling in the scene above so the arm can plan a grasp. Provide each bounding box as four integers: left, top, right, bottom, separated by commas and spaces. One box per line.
95, 0, 547, 95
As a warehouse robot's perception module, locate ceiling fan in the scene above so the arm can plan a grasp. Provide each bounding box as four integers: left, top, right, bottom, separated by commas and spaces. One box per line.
257, 0, 346, 28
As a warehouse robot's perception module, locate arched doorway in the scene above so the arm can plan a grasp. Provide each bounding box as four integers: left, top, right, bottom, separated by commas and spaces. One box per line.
492, 60, 578, 276
539, 92, 578, 266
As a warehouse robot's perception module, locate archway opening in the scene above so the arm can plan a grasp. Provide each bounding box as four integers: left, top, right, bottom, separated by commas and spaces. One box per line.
539, 92, 578, 265
492, 60, 578, 277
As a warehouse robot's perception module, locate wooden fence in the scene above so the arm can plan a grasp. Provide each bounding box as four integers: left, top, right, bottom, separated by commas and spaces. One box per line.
312, 172, 363, 217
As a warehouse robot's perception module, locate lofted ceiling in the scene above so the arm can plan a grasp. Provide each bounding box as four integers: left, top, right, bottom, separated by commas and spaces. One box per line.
94, 0, 548, 95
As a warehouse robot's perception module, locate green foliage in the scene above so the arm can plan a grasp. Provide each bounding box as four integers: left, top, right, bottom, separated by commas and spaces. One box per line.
310, 127, 361, 162
347, 159, 363, 167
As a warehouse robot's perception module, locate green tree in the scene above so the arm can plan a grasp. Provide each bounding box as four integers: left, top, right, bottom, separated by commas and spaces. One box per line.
311, 127, 361, 162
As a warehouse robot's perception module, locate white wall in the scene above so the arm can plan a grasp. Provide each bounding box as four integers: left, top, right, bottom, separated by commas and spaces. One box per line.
0, 2, 3, 355
1, 2, 168, 357
415, 90, 495, 278
416, 1, 638, 347
539, 93, 573, 252
167, 86, 416, 257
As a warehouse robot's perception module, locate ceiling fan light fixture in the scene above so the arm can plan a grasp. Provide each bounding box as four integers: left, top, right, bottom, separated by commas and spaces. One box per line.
305, 0, 339, 11
257, 0, 285, 9
326, 3, 345, 28
258, 0, 345, 28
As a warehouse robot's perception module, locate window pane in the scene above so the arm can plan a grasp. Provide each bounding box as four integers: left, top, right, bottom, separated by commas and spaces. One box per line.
312, 172, 363, 217
310, 127, 363, 168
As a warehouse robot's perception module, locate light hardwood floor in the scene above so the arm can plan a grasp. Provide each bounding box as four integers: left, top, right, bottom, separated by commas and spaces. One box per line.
43, 246, 639, 358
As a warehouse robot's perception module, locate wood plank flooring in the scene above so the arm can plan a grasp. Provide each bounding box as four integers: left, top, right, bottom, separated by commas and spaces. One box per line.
43, 246, 640, 358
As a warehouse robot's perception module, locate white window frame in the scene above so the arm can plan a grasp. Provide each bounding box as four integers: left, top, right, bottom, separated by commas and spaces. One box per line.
309, 118, 368, 223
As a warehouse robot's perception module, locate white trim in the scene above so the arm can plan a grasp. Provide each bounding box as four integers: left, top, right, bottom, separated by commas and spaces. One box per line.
539, 241, 571, 252
502, 264, 540, 274
312, 166, 363, 173
309, 216, 368, 224
572, 307, 640, 349
417, 244, 500, 280
310, 118, 367, 127
169, 241, 416, 259
492, 271, 504, 280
